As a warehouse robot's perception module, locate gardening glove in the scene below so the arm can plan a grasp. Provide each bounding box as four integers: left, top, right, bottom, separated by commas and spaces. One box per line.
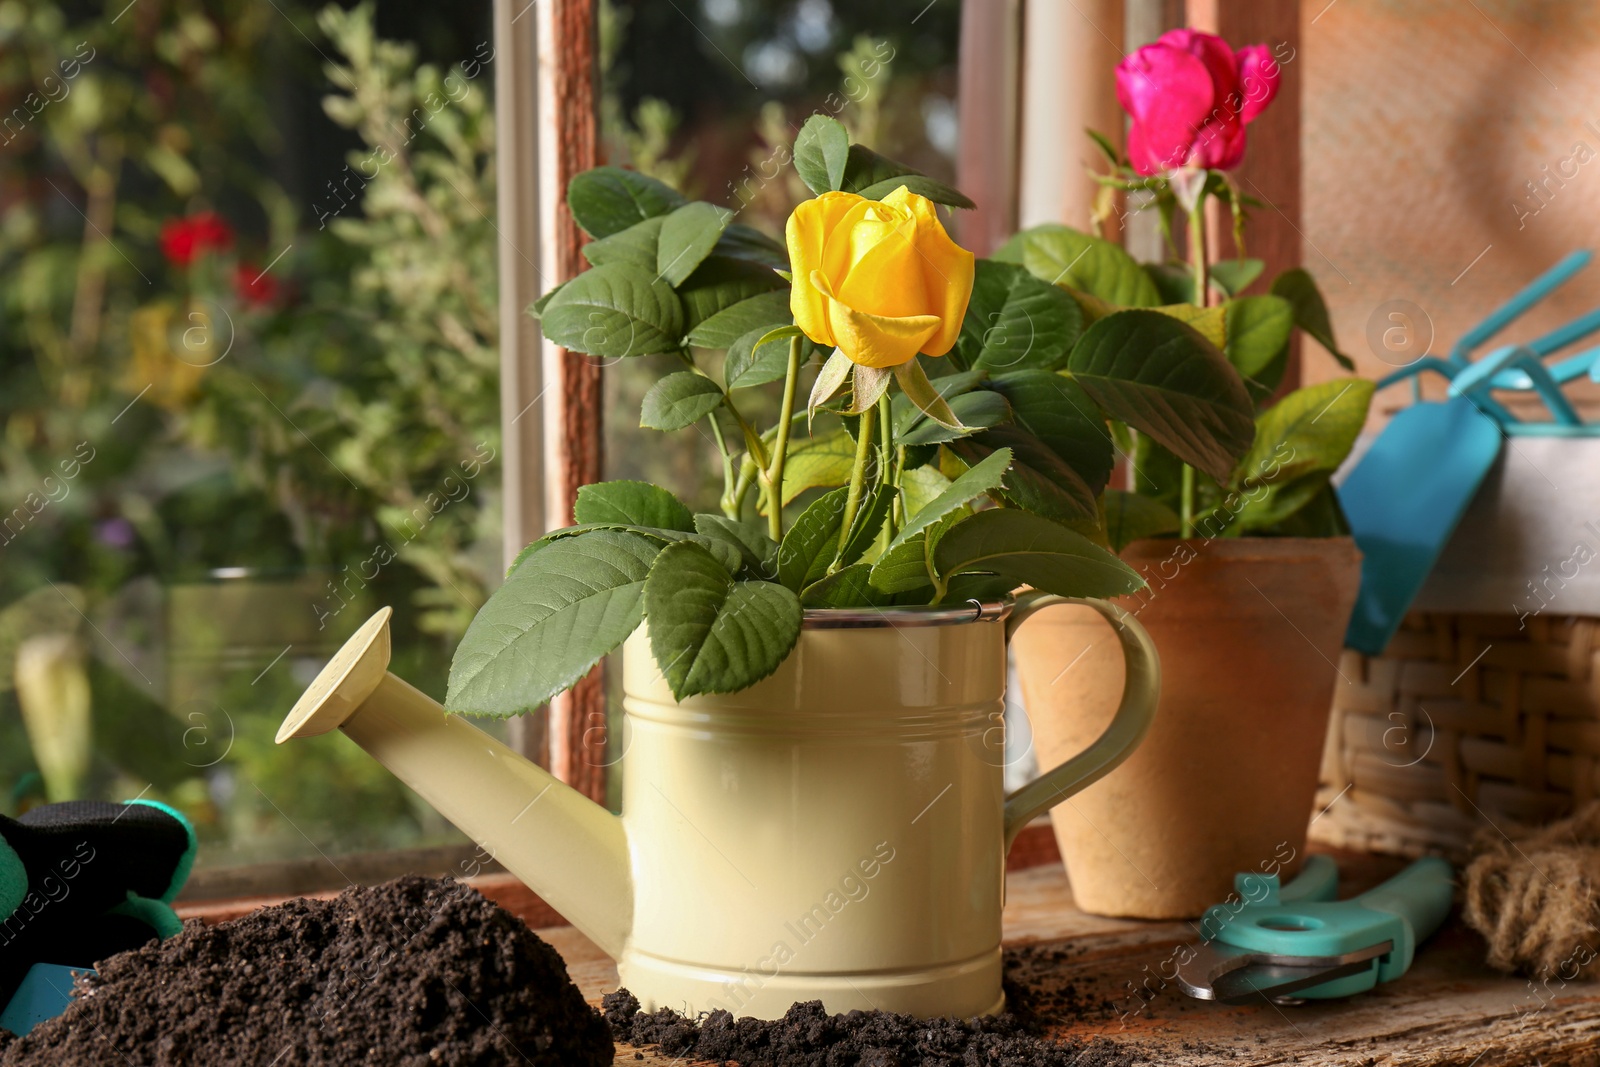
0, 800, 195, 1008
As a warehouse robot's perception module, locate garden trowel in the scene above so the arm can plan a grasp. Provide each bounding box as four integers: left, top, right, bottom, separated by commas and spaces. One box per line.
1340, 250, 1600, 655
1340, 397, 1504, 654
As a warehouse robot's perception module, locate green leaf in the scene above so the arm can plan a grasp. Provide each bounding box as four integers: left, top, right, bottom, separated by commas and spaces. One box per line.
686, 287, 792, 349
1153, 303, 1227, 348
1101, 489, 1180, 552
933, 509, 1144, 599
794, 114, 851, 194
993, 224, 1160, 308
643, 541, 802, 700
955, 260, 1084, 373
801, 563, 893, 607
765, 429, 855, 510
899, 391, 1011, 445
895, 359, 962, 429
845, 363, 893, 415
892, 369, 981, 433
574, 481, 694, 532
1130, 433, 1185, 513
724, 327, 797, 389
447, 530, 658, 715
869, 534, 937, 594
567, 166, 686, 238
641, 371, 725, 431
694, 514, 778, 579
658, 202, 732, 287
841, 144, 975, 208
1271, 268, 1355, 371
1209, 258, 1265, 297
871, 508, 969, 595
940, 571, 1021, 604
529, 282, 565, 319
1233, 378, 1376, 491
1257, 480, 1349, 537
1231, 471, 1331, 533
898, 464, 952, 515
540, 524, 743, 574
1066, 309, 1255, 482
716, 223, 789, 271
677, 257, 788, 333
950, 428, 1098, 521
839, 482, 891, 565
1142, 262, 1193, 305
776, 486, 849, 591
892, 446, 1011, 549
1086, 128, 1121, 167
985, 371, 1114, 495
582, 216, 663, 271
808, 347, 854, 415
1224, 295, 1294, 383
541, 263, 684, 358
1249, 347, 1291, 400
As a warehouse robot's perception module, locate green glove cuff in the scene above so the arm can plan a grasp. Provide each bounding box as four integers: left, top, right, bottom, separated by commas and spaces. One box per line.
123, 798, 197, 904
109, 892, 184, 941
0, 832, 24, 922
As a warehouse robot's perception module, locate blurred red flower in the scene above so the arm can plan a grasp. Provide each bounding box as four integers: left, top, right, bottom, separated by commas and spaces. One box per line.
160, 212, 233, 267
233, 263, 281, 307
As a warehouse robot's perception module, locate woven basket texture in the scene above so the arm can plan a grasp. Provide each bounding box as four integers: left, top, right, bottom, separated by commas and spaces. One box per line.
1311, 611, 1600, 860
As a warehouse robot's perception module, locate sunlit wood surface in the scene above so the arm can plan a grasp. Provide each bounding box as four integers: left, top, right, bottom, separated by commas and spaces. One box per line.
539, 852, 1600, 1067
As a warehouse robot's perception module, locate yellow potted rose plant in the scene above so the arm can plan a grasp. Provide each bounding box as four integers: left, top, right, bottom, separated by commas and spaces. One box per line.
435, 114, 1256, 1017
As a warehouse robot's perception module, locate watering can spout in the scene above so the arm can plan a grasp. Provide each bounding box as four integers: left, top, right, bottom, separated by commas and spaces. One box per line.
274, 608, 633, 959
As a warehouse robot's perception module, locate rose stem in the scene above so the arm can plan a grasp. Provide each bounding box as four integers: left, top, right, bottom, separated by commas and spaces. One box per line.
1180, 464, 1196, 539
876, 392, 897, 550
1181, 181, 1210, 538
765, 336, 804, 542
708, 414, 738, 519
835, 398, 878, 563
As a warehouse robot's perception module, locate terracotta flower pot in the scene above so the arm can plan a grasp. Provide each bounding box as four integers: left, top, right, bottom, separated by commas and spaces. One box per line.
1012, 537, 1362, 919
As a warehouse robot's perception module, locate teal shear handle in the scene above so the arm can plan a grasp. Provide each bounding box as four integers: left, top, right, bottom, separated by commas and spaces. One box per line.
1353, 857, 1456, 981
1200, 856, 1455, 999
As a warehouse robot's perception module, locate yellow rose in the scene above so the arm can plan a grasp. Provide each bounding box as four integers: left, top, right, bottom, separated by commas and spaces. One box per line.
785, 186, 975, 369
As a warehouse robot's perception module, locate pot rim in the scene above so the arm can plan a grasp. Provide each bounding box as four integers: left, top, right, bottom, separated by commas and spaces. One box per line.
801, 597, 1014, 629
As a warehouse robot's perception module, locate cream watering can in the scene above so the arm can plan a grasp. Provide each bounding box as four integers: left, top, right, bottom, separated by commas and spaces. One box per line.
276, 594, 1159, 1019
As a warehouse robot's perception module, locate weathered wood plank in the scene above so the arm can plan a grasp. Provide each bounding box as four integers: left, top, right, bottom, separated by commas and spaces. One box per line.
554, 852, 1600, 1067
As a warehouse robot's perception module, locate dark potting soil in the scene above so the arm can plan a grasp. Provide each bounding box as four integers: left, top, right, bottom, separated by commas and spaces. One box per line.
602, 989, 1147, 1067
0, 876, 612, 1067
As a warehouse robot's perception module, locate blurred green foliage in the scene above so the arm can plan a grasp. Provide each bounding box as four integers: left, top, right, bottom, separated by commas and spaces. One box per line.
0, 0, 955, 869
0, 0, 498, 864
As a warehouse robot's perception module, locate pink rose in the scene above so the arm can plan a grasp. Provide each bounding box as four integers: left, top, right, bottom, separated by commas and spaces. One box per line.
1115, 29, 1281, 176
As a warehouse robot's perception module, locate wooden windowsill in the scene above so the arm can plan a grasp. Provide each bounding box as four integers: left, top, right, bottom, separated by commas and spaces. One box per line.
176, 828, 1577, 1065
174, 820, 1066, 928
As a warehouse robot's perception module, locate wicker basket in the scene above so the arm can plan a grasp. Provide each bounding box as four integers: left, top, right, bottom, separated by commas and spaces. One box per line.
1310, 610, 1600, 860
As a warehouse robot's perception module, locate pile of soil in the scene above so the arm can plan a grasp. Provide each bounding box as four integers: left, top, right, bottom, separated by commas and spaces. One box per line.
0, 876, 611, 1067
603, 990, 1145, 1067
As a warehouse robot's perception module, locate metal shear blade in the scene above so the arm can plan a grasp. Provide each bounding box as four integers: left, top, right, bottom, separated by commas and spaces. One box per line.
1176, 938, 1393, 1004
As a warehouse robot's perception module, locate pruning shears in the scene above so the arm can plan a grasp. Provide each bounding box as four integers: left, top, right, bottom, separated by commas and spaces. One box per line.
1176, 855, 1454, 1004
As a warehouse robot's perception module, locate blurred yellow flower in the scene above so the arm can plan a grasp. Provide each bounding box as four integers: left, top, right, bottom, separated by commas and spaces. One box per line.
125, 302, 211, 410
785, 187, 974, 369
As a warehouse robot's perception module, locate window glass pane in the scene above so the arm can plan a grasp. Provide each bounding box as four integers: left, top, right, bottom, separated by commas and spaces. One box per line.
0, 0, 498, 885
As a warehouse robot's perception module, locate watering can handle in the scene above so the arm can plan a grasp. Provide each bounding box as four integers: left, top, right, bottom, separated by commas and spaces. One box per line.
999, 594, 1160, 851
